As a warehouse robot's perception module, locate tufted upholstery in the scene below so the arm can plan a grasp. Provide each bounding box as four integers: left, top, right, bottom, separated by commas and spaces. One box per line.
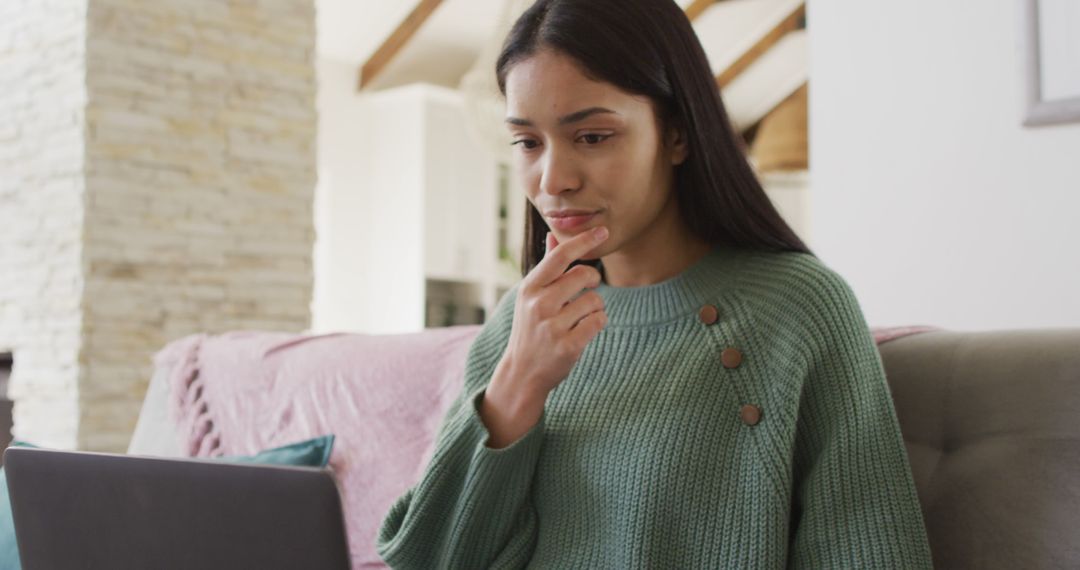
879, 329, 1080, 570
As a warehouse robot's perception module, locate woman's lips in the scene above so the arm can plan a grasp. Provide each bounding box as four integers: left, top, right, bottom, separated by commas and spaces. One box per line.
548, 212, 599, 231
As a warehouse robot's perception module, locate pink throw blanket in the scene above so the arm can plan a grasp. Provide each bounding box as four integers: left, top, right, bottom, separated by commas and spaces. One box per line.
153, 324, 940, 569
155, 326, 482, 569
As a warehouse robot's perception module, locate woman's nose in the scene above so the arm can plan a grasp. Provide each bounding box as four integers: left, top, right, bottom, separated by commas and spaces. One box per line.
539, 146, 582, 195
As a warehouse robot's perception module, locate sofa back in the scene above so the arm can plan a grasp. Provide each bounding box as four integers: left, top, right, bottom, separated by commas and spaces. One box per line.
879, 329, 1080, 569
144, 326, 1080, 569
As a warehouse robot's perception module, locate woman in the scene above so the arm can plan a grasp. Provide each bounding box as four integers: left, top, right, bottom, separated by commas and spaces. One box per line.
377, 0, 933, 568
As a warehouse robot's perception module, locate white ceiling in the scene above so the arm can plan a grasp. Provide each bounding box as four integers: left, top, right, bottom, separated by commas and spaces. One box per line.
315, 0, 702, 66
314, 0, 807, 128
316, 0, 507, 66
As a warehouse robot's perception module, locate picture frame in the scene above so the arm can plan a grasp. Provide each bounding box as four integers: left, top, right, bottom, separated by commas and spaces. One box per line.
1022, 0, 1080, 127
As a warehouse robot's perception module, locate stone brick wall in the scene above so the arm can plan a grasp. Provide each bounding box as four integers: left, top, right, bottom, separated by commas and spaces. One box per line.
0, 0, 317, 452
0, 0, 89, 450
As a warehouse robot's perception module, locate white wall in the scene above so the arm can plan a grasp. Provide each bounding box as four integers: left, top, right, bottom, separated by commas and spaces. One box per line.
808, 0, 1080, 331
314, 57, 428, 334
313, 57, 374, 334
313, 60, 497, 334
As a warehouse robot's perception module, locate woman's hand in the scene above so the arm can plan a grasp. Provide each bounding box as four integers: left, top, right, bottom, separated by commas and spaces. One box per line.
479, 226, 610, 448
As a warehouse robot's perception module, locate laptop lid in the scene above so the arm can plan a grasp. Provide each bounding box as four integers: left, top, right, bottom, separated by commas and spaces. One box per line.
3, 447, 350, 570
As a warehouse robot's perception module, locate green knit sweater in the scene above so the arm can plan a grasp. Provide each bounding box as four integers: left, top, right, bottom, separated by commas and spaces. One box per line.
376, 244, 934, 569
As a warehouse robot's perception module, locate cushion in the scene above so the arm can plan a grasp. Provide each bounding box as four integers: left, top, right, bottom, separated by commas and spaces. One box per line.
126, 364, 185, 457
0, 434, 335, 569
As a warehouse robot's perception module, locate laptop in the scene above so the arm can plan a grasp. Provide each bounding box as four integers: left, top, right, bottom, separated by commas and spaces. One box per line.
3, 447, 351, 570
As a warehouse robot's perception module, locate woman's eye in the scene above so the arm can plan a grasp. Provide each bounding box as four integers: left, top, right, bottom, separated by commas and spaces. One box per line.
511, 139, 539, 150
579, 134, 611, 145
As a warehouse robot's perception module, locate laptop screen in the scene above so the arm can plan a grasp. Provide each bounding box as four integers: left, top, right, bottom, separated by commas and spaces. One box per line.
4, 447, 350, 570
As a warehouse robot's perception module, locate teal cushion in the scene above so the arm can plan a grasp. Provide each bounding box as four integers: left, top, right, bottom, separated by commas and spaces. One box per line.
218, 435, 335, 466
0, 435, 335, 570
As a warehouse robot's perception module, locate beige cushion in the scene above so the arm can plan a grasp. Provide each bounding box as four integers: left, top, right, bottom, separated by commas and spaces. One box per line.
126, 366, 184, 457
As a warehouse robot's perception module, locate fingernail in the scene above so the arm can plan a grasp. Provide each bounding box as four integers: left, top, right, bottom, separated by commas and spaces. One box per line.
593, 227, 608, 241
545, 232, 551, 254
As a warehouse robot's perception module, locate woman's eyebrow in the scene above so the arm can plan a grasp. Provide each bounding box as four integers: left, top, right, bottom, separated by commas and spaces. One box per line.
505, 107, 619, 127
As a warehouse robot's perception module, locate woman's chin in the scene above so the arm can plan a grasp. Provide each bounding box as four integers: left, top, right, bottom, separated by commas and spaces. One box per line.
579, 241, 610, 261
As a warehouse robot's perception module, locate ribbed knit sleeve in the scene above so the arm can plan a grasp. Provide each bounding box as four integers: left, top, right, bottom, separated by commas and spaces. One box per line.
787, 268, 934, 569
375, 284, 545, 570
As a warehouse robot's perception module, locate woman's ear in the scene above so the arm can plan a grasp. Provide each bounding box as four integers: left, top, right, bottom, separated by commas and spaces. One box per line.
667, 125, 689, 166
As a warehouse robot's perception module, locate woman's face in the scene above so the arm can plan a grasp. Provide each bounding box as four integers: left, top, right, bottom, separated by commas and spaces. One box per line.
504, 49, 687, 259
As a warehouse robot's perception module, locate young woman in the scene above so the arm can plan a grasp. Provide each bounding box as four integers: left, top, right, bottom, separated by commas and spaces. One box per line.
377, 0, 933, 568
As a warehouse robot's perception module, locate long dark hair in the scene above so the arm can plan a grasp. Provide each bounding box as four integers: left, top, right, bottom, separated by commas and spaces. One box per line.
496, 0, 813, 276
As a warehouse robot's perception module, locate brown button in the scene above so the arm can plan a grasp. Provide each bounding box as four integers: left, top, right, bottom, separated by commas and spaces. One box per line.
740, 404, 762, 426
721, 347, 743, 368
698, 304, 719, 325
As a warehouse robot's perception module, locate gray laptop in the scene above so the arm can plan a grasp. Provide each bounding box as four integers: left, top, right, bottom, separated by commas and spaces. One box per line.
3, 447, 351, 570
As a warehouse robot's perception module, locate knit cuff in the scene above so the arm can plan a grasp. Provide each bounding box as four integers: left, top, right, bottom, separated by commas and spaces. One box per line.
465, 387, 546, 458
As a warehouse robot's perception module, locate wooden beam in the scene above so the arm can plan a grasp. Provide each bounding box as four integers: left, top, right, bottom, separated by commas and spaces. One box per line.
749, 82, 807, 171
684, 0, 716, 22
357, 0, 445, 91
716, 3, 805, 90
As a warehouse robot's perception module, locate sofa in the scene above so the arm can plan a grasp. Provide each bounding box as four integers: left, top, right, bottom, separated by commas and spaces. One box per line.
876, 328, 1080, 569
126, 326, 1080, 569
